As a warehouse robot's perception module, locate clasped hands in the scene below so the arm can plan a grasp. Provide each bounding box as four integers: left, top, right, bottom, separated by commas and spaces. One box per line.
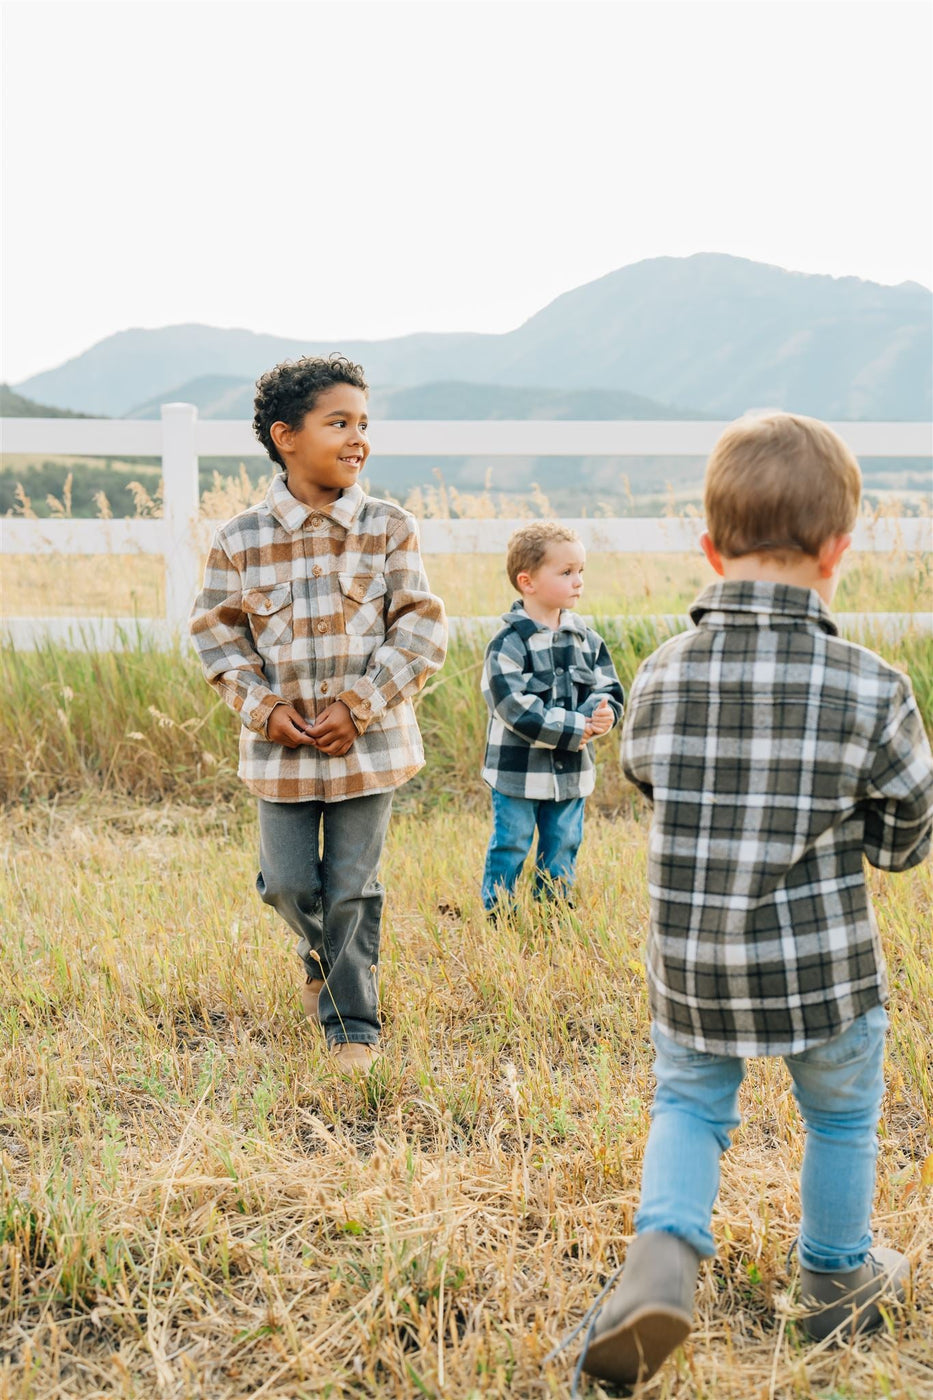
268, 694, 612, 756
266, 700, 358, 756
582, 697, 613, 744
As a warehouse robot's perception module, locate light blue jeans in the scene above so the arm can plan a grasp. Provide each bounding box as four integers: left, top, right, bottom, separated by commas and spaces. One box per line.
481, 789, 586, 910
636, 1004, 888, 1273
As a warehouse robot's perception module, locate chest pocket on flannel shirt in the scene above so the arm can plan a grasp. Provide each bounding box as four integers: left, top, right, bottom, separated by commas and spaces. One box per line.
242, 583, 293, 650
569, 663, 599, 702
338, 573, 387, 637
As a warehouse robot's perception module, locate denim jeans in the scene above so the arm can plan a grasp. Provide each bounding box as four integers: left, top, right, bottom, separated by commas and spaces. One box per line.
635, 1004, 888, 1273
256, 791, 394, 1046
481, 788, 586, 910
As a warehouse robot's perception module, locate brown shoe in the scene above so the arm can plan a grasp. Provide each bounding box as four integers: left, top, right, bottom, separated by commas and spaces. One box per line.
300, 977, 325, 1023
798, 1247, 910, 1341
332, 1042, 380, 1074
581, 1231, 700, 1387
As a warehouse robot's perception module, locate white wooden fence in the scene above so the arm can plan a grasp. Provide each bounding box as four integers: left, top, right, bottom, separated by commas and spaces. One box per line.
1, 406, 931, 648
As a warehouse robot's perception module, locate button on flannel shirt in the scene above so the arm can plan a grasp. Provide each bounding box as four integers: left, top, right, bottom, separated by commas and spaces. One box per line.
621, 580, 933, 1057
482, 602, 625, 801
190, 476, 448, 802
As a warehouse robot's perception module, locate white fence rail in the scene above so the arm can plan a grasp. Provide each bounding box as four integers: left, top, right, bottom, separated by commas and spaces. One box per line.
2, 406, 931, 649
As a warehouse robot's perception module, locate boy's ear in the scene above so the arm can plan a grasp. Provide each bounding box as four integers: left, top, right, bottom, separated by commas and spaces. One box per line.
817, 533, 852, 578
699, 531, 725, 577
269, 421, 293, 455
516, 569, 533, 594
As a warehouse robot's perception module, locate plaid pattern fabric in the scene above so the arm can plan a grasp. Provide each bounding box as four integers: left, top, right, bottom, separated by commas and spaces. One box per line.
482, 603, 625, 800
622, 580, 933, 1057
190, 476, 447, 802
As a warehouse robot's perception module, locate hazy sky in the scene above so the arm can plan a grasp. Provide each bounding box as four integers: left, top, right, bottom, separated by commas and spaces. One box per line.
2, 0, 931, 383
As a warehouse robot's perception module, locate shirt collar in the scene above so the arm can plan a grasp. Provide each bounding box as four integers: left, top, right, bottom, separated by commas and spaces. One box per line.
689, 579, 839, 635
265, 474, 365, 533
501, 600, 588, 638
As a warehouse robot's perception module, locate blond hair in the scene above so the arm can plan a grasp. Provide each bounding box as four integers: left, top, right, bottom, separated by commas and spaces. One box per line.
703, 412, 861, 560
506, 521, 580, 590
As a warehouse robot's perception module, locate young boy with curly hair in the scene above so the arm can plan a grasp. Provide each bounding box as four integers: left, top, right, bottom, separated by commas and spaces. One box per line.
191, 354, 447, 1072
576, 413, 933, 1387
481, 521, 624, 913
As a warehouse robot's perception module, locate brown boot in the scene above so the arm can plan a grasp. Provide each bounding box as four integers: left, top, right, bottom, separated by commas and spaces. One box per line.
798, 1247, 909, 1342
300, 977, 325, 1023
581, 1231, 700, 1387
332, 1042, 380, 1074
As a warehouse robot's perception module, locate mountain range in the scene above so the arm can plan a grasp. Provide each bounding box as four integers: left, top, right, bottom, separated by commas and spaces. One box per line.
124, 377, 707, 423
0, 384, 90, 418
13, 253, 932, 422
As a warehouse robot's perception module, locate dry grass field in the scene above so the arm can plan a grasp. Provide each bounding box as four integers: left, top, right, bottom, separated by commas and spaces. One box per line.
2, 512, 932, 1398
1, 801, 932, 1400
1, 547, 931, 621
2, 473, 931, 620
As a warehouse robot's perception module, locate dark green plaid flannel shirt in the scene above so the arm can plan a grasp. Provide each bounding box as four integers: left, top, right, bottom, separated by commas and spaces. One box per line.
621, 580, 933, 1057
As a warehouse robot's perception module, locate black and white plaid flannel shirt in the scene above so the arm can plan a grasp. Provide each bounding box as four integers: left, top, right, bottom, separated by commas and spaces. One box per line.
621, 580, 933, 1057
482, 603, 625, 801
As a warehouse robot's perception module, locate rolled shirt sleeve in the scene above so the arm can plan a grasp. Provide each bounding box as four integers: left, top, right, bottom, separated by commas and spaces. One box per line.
189, 534, 286, 735
862, 675, 933, 871
619, 667, 656, 803
577, 637, 626, 725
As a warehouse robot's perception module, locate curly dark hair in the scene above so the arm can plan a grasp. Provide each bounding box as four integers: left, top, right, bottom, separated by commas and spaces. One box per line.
252, 353, 369, 467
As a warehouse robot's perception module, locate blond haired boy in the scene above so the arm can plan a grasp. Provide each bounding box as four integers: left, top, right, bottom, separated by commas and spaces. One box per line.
481, 521, 624, 912
577, 413, 933, 1387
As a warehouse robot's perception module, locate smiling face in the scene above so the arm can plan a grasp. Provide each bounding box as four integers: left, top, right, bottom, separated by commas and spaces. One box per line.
269, 384, 370, 507
518, 540, 586, 616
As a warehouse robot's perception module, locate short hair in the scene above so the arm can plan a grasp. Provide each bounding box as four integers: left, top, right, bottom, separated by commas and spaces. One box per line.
252, 353, 368, 467
506, 521, 581, 590
704, 412, 862, 559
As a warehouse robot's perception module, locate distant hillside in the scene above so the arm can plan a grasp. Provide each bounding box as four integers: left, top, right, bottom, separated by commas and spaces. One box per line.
126, 375, 257, 420
14, 254, 932, 420
0, 384, 92, 418
125, 377, 708, 422
372, 381, 710, 422
13, 326, 487, 419
495, 255, 932, 419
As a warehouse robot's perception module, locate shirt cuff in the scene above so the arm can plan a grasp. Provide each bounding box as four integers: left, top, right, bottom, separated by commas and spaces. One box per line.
242, 687, 287, 735
338, 677, 387, 734
567, 714, 588, 751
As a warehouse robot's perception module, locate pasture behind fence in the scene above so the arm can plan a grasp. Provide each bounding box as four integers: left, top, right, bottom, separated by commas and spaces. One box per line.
1, 405, 931, 648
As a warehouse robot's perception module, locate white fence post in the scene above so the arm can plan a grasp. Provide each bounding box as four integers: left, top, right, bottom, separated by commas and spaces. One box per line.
160, 402, 201, 636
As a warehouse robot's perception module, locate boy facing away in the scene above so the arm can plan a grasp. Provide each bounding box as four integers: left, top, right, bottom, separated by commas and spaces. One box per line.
578, 413, 933, 1388
190, 354, 447, 1073
481, 522, 625, 913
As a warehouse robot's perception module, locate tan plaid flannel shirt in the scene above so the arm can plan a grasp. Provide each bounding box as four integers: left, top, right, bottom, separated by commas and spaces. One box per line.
190, 476, 448, 802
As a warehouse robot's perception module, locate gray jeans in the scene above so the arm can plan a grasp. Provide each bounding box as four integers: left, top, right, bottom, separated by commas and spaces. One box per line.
256, 791, 394, 1046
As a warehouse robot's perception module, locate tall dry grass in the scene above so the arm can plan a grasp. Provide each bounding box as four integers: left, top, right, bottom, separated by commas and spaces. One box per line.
0, 804, 930, 1399
5, 549, 930, 620
2, 626, 931, 810
3, 485, 930, 620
